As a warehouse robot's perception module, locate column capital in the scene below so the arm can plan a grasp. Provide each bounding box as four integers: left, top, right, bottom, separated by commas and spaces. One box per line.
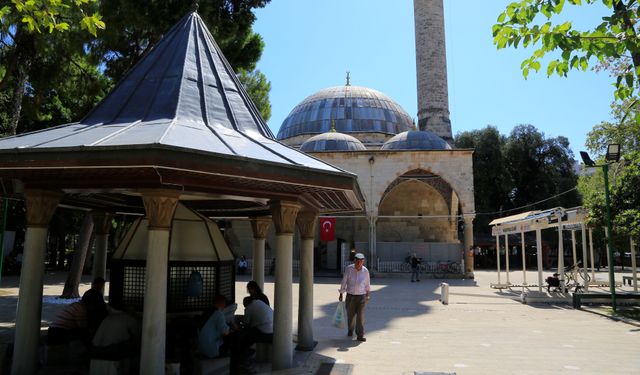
24, 189, 63, 228
296, 211, 317, 240
270, 201, 301, 235
91, 211, 113, 236
141, 190, 180, 230
250, 216, 272, 239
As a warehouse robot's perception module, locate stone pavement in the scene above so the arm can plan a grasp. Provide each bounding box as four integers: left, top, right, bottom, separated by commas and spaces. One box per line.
0, 269, 638, 374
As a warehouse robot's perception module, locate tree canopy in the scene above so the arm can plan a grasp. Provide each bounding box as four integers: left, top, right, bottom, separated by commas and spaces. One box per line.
579, 99, 640, 238
455, 124, 581, 236
1, 0, 272, 136
0, 0, 106, 135
493, 0, 640, 102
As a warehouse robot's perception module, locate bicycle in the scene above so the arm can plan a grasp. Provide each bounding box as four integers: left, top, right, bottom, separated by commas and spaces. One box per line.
547, 262, 590, 293
563, 261, 591, 293
434, 260, 461, 278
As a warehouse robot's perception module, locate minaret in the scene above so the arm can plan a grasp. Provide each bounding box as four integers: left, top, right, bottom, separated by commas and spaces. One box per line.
414, 0, 452, 143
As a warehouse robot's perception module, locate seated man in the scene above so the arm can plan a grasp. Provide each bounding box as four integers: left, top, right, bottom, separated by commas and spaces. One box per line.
227, 297, 273, 374
198, 295, 231, 358
242, 297, 273, 343
48, 288, 107, 346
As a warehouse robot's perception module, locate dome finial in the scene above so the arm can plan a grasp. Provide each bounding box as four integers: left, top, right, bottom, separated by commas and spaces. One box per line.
411, 118, 417, 130
345, 71, 351, 86
330, 119, 337, 132
191, 1, 199, 12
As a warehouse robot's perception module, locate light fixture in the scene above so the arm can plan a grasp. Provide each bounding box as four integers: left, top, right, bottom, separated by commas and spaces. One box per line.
605, 143, 620, 162
580, 151, 595, 167
579, 144, 621, 311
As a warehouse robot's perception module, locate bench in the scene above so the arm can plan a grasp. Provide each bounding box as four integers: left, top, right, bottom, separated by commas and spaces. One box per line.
89, 358, 132, 375
588, 280, 622, 287
194, 356, 229, 375
573, 293, 640, 308
255, 342, 271, 363
623, 276, 639, 286
490, 283, 511, 289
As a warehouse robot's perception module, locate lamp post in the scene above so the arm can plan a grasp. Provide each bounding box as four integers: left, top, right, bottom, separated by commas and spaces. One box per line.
580, 144, 620, 312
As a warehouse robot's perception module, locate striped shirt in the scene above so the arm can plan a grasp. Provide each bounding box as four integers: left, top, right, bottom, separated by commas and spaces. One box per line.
51, 302, 87, 330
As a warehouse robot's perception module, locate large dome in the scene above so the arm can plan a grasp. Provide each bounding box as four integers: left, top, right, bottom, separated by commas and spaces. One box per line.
300, 131, 366, 152
277, 85, 413, 142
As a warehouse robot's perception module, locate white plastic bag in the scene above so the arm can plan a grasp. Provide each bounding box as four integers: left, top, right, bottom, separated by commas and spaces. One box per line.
333, 301, 347, 329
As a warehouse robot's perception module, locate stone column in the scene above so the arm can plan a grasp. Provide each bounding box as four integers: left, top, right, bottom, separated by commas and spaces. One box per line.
414, 0, 452, 142
250, 216, 271, 290
296, 211, 317, 351
139, 191, 179, 375
91, 211, 112, 281
270, 201, 301, 370
12, 189, 62, 375
536, 229, 543, 292
558, 221, 565, 289
368, 216, 378, 271
463, 216, 474, 275
581, 224, 589, 291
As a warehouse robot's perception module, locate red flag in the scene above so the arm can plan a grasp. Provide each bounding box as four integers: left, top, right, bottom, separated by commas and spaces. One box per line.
319, 217, 336, 242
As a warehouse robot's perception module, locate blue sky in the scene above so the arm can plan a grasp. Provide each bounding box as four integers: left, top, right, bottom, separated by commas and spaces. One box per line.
252, 1, 615, 155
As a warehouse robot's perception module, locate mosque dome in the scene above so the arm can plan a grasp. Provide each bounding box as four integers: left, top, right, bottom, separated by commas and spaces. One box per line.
277, 85, 413, 142
300, 131, 366, 152
381, 130, 451, 151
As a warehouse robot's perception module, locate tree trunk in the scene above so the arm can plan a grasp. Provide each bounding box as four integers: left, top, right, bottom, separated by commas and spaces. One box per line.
61, 213, 94, 299
5, 30, 34, 136
56, 233, 66, 269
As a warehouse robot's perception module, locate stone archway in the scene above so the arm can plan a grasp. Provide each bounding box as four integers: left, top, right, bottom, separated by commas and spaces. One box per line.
378, 173, 456, 243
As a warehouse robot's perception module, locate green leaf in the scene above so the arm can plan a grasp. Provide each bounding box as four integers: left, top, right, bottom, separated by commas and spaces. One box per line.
547, 60, 559, 76
0, 5, 11, 19
580, 56, 588, 71
625, 73, 634, 88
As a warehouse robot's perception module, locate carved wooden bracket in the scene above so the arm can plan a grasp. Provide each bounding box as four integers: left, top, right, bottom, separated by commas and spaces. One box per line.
270, 201, 301, 235
141, 190, 180, 230
24, 189, 63, 228
250, 216, 271, 239
296, 211, 317, 240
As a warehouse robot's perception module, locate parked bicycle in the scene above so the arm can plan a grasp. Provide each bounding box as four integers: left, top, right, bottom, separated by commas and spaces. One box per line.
546, 261, 590, 293
564, 261, 590, 293
434, 260, 461, 278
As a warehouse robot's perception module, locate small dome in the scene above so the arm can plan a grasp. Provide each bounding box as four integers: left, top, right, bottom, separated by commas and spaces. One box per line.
277, 85, 413, 141
381, 131, 451, 151
300, 132, 366, 152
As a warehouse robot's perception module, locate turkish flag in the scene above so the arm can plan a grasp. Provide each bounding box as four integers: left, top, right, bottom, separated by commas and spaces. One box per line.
319, 217, 336, 242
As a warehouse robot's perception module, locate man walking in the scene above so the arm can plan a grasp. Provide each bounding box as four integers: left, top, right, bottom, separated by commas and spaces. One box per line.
410, 253, 421, 282
338, 253, 370, 342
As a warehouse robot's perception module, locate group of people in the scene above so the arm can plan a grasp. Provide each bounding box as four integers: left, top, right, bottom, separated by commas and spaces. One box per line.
48, 277, 141, 367
197, 280, 273, 374
46, 254, 372, 372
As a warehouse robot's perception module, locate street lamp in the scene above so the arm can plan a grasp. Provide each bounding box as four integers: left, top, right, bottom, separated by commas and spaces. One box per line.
580, 144, 620, 311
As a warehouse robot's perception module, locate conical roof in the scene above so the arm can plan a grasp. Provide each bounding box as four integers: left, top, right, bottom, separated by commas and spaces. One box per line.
0, 11, 333, 170
0, 11, 364, 213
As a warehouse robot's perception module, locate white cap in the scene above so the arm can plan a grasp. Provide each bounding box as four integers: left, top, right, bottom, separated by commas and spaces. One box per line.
354, 253, 365, 260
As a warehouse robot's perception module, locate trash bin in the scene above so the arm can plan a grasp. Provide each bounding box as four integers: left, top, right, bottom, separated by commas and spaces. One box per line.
440, 282, 449, 305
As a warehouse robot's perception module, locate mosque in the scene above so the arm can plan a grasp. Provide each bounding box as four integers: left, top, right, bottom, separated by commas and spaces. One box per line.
230, 0, 476, 276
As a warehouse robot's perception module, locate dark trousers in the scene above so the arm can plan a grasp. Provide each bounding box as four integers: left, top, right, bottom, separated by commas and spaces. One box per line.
345, 294, 366, 337
226, 327, 272, 374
